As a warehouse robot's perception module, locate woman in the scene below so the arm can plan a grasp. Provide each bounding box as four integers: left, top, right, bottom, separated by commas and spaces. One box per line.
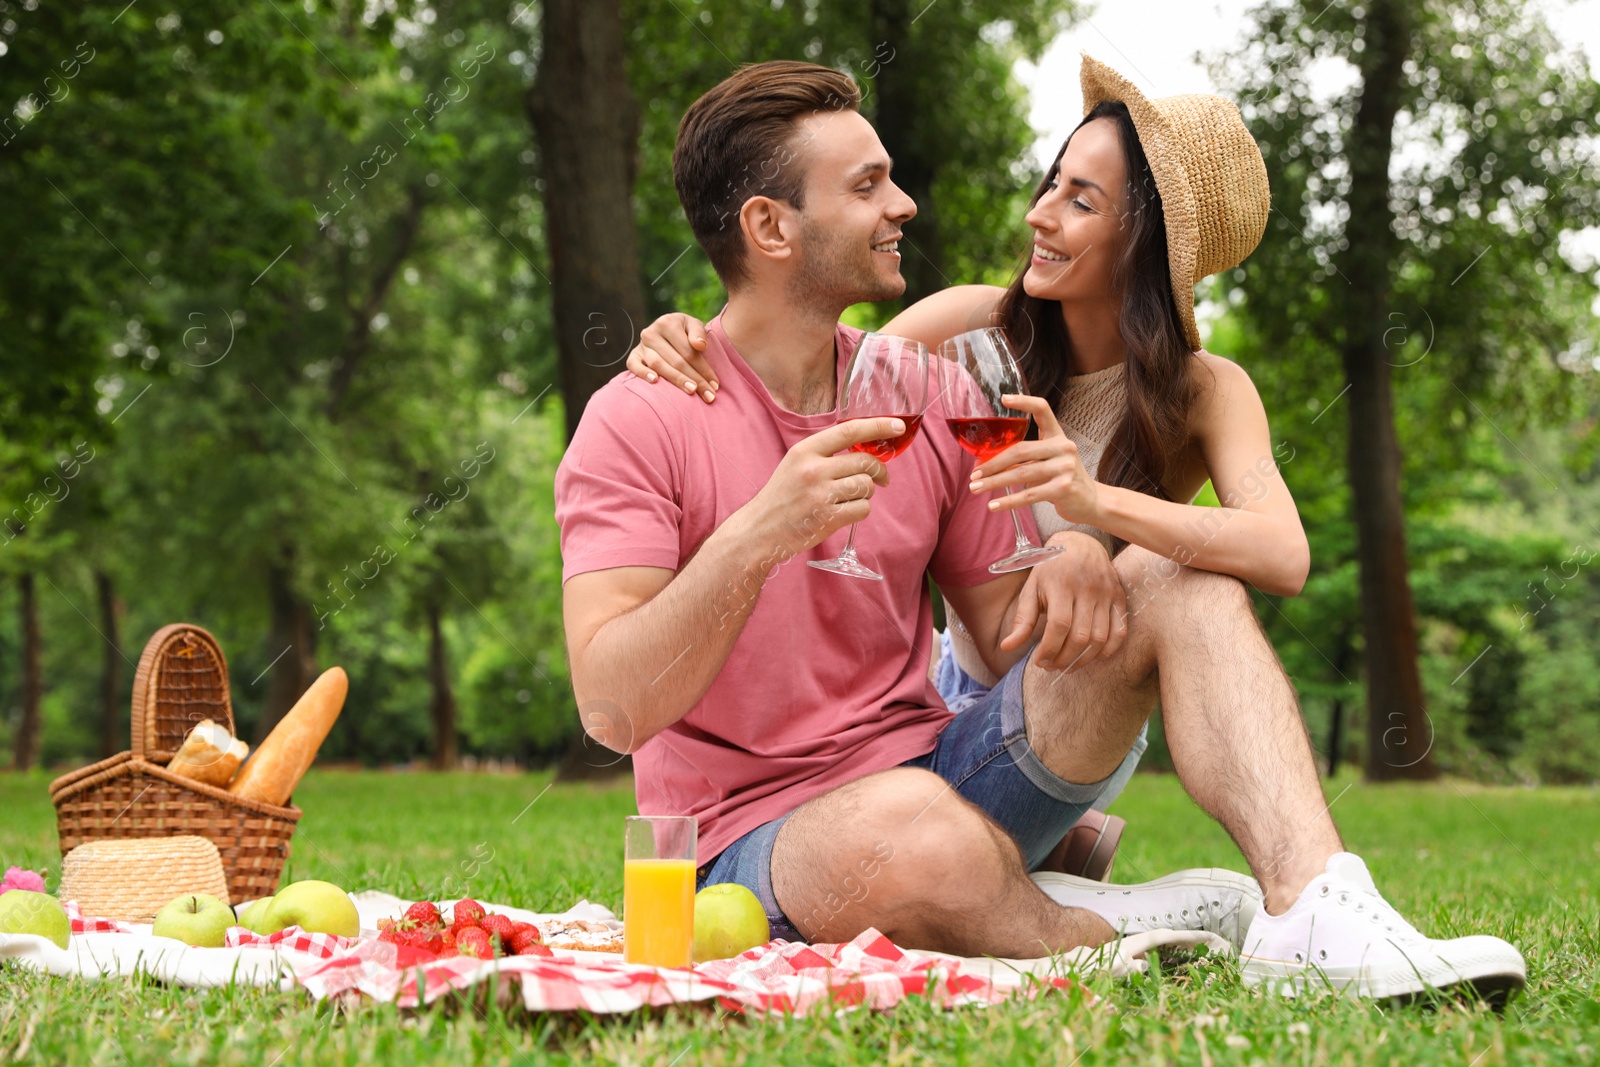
623, 55, 1309, 879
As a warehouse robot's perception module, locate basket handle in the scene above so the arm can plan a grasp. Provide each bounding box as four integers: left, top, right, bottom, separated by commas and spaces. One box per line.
130, 624, 235, 762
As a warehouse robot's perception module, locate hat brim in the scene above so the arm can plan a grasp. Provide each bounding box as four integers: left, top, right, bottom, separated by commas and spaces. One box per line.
1079, 54, 1202, 352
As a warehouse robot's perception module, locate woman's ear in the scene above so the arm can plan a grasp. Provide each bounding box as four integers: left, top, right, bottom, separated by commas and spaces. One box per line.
739, 195, 797, 266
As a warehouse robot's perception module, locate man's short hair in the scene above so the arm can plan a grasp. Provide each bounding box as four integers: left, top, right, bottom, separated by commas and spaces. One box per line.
672, 60, 861, 288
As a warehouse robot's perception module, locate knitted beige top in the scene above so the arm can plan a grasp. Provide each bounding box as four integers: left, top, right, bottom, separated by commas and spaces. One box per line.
941, 362, 1127, 688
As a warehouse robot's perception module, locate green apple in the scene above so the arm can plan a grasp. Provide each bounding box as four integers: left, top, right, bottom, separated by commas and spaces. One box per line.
263, 879, 359, 937
692, 883, 770, 963
235, 896, 280, 935
152, 893, 234, 947
0, 889, 71, 949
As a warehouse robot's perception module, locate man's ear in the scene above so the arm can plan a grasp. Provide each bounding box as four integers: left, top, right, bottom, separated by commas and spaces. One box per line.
738, 195, 798, 267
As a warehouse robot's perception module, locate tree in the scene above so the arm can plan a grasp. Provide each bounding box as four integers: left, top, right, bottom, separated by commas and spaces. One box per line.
1215, 0, 1600, 778
1335, 0, 1432, 779
527, 0, 650, 442
11, 566, 41, 770
866, 0, 1077, 305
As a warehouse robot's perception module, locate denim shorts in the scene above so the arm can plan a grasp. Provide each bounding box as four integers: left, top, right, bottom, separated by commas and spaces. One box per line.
695, 629, 1148, 943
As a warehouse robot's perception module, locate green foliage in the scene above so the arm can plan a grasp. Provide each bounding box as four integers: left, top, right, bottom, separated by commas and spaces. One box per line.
2, 0, 1075, 772
3, 0, 1597, 783
2, 1, 563, 767
1203, 0, 1600, 780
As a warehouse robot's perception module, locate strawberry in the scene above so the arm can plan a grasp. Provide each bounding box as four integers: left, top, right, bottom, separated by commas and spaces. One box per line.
452, 899, 487, 925
399, 928, 436, 952
455, 927, 494, 959
480, 913, 515, 946
394, 943, 439, 968
509, 928, 548, 956
405, 901, 443, 927
508, 921, 537, 938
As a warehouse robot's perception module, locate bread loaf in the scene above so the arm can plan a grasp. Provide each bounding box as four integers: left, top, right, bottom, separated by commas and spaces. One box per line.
165, 719, 249, 787
228, 667, 347, 806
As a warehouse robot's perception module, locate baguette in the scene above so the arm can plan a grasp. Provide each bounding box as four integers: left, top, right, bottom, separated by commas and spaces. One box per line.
229, 666, 348, 806
165, 718, 249, 787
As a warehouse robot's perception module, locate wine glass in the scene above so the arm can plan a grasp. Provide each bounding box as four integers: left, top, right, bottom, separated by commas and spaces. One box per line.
938, 327, 1064, 573
809, 333, 930, 581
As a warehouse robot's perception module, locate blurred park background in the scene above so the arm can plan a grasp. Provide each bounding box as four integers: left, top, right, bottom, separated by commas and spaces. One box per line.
2, 0, 1598, 788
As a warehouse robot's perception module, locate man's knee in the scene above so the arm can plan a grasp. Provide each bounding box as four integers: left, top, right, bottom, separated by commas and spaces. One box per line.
803, 770, 1001, 885
780, 769, 1002, 938
837, 768, 982, 857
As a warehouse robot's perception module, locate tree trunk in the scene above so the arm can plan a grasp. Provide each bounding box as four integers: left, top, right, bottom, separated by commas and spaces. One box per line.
260, 556, 318, 745
526, 0, 650, 443
1325, 631, 1355, 777
1336, 0, 1436, 781
869, 0, 943, 307
528, 0, 642, 781
426, 600, 459, 770
97, 569, 123, 759
12, 571, 42, 770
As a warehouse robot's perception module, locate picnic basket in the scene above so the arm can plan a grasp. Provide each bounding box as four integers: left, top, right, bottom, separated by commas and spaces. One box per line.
48, 624, 301, 903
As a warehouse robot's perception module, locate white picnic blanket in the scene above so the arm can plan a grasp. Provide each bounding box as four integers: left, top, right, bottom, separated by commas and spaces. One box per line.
0, 890, 1229, 1014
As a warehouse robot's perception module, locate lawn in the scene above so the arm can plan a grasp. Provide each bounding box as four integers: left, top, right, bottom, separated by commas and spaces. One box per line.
1, 768, 1596, 1065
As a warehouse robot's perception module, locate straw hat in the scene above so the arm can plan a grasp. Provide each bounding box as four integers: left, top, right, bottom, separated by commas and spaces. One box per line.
1079, 54, 1270, 351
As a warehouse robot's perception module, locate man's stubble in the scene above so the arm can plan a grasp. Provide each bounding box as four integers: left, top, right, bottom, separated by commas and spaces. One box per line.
787, 214, 904, 317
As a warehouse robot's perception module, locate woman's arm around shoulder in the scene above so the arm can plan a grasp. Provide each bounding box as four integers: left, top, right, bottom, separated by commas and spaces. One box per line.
882, 285, 1007, 350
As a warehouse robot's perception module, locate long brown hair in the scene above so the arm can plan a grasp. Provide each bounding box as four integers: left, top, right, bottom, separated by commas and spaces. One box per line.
997, 101, 1196, 527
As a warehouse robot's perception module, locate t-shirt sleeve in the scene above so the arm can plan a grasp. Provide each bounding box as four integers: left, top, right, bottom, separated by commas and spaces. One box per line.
554, 383, 684, 582
925, 417, 1042, 590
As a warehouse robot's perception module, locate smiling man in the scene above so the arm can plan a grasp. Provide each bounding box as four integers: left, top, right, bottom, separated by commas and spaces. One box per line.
554, 60, 1261, 961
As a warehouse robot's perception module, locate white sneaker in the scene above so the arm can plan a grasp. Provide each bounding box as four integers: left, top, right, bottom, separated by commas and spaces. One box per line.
1033, 868, 1263, 949
1239, 852, 1526, 1001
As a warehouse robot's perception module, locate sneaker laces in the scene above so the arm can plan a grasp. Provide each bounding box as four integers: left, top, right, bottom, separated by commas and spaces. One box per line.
1316, 879, 1425, 944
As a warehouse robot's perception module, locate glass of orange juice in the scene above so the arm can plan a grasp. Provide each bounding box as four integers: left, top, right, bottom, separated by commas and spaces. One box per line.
623, 814, 697, 968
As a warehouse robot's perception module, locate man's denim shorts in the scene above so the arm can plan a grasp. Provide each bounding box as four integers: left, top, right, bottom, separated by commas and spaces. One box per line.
695, 629, 1148, 942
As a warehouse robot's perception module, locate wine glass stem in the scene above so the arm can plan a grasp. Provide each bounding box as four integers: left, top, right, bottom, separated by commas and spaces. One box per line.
1004, 487, 1037, 551
839, 522, 860, 559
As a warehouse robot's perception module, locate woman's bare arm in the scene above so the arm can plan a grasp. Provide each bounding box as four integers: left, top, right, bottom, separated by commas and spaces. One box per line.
977, 354, 1310, 596
1093, 356, 1308, 594
880, 284, 1005, 349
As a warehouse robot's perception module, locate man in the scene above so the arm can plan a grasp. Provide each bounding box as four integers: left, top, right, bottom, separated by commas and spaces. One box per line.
555, 60, 1525, 998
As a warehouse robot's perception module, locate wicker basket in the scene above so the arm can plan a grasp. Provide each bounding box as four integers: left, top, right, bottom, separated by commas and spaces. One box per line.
49, 624, 301, 903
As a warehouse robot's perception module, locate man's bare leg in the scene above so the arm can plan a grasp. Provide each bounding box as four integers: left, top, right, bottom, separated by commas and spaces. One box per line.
769, 767, 1118, 956
1019, 547, 1342, 914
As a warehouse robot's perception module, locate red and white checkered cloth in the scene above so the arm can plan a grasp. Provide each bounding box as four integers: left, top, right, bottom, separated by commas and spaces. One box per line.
65, 900, 134, 934
294, 927, 1088, 1015
58, 900, 1087, 1015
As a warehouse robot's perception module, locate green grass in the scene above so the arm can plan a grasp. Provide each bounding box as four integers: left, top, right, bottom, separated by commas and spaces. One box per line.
2, 769, 1596, 1065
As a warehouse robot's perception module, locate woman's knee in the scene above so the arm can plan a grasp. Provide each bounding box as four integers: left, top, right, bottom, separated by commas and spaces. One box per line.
1117, 547, 1250, 617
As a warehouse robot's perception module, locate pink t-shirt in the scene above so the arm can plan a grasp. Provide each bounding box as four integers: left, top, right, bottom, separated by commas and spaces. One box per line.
555, 315, 1036, 860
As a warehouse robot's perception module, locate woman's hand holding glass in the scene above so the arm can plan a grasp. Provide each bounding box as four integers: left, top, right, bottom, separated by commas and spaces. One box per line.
969, 393, 1102, 527
937, 328, 1063, 573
